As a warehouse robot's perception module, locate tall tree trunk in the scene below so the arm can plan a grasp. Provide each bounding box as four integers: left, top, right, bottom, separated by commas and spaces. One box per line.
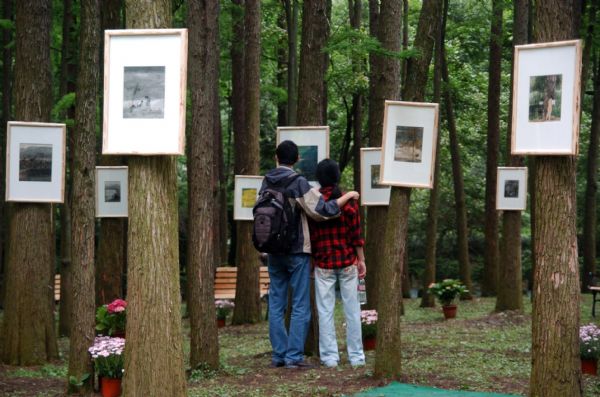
187, 0, 220, 370
283, 0, 299, 126
529, 2, 582, 396
1, 0, 58, 365
421, 0, 446, 308
496, 0, 527, 313
121, 2, 187, 396
481, 0, 503, 297
364, 0, 400, 311
441, 34, 473, 299
375, 0, 441, 379
232, 0, 262, 325
277, 12, 288, 126
67, 0, 100, 392
581, 2, 598, 293
0, 0, 13, 309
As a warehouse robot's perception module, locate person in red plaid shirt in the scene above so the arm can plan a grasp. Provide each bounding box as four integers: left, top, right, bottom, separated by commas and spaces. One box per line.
309, 159, 366, 368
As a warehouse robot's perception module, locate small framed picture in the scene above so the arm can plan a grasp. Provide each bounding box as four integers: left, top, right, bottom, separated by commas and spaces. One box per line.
276, 126, 329, 185
234, 175, 263, 221
96, 166, 128, 217
103, 29, 188, 155
511, 40, 582, 155
496, 167, 528, 211
360, 148, 390, 206
380, 101, 439, 188
6, 121, 66, 203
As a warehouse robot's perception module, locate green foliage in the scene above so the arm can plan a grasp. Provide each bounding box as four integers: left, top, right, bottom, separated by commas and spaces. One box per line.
428, 279, 469, 306
95, 305, 126, 336
51, 92, 76, 126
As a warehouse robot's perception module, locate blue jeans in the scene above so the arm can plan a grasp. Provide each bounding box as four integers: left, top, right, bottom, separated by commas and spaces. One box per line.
267, 253, 311, 365
315, 266, 365, 366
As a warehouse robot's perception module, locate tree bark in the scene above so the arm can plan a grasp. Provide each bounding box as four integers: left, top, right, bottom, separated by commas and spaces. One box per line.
283, 0, 299, 126
421, 0, 446, 308
375, 0, 441, 379
67, 0, 100, 392
187, 0, 220, 370
481, 0, 503, 297
121, 2, 187, 396
1, 0, 58, 366
441, 33, 473, 299
496, 0, 528, 313
529, 2, 582, 396
232, 0, 262, 325
364, 0, 401, 311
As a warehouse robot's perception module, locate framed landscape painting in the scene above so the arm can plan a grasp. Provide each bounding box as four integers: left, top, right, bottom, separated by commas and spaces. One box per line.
496, 167, 528, 211
6, 121, 66, 203
234, 175, 263, 221
276, 126, 329, 185
103, 29, 188, 155
511, 40, 582, 155
380, 101, 439, 188
96, 166, 128, 218
360, 148, 390, 206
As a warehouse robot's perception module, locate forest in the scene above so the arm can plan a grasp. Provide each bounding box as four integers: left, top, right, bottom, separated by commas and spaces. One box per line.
0, 0, 599, 396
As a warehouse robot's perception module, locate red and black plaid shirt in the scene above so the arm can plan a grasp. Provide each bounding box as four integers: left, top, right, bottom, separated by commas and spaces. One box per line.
309, 187, 364, 269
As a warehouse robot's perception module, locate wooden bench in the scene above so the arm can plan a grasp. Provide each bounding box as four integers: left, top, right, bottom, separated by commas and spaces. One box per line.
590, 286, 600, 317
215, 266, 270, 300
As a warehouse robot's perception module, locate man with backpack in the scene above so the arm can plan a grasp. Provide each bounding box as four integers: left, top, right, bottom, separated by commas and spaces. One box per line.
254, 140, 359, 369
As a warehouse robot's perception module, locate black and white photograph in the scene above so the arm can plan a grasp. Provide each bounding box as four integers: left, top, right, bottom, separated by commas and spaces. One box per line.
297, 145, 318, 181
528, 74, 562, 122
504, 180, 519, 198
276, 126, 329, 185
6, 122, 65, 202
104, 181, 121, 203
394, 126, 423, 163
234, 176, 264, 220
123, 66, 165, 119
19, 143, 52, 182
360, 148, 390, 206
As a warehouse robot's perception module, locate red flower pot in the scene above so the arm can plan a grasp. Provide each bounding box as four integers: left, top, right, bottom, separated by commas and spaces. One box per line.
582, 358, 598, 375
442, 304, 457, 319
100, 377, 122, 397
363, 336, 376, 351
217, 318, 226, 328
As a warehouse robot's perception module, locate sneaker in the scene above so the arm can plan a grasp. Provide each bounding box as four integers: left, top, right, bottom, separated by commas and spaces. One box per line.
284, 361, 316, 369
321, 360, 338, 368
350, 360, 365, 368
269, 361, 285, 368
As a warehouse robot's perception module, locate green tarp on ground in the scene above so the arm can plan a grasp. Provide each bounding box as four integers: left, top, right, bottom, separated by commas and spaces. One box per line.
352, 382, 521, 397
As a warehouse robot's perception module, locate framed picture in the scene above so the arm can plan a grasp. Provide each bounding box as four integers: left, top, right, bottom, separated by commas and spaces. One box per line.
103, 29, 188, 155
496, 167, 528, 211
380, 101, 439, 188
276, 126, 329, 185
234, 175, 263, 221
96, 166, 128, 217
511, 40, 582, 155
360, 148, 390, 206
6, 121, 66, 203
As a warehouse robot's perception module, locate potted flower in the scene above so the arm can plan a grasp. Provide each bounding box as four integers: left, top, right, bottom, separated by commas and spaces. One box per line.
360, 310, 377, 351
89, 336, 125, 397
428, 279, 468, 319
215, 300, 234, 327
96, 299, 127, 337
580, 323, 600, 375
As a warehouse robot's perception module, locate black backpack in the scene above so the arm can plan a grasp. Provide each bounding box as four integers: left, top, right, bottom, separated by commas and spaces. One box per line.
252, 173, 299, 254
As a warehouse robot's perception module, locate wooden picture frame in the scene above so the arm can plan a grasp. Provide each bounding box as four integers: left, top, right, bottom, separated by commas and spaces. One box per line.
103, 29, 188, 155
511, 39, 582, 155
496, 167, 528, 211
6, 121, 66, 203
96, 166, 128, 218
360, 148, 390, 206
380, 101, 439, 189
276, 126, 330, 185
234, 175, 263, 221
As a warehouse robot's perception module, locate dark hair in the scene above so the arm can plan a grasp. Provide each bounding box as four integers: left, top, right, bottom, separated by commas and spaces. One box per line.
276, 140, 299, 165
316, 159, 342, 199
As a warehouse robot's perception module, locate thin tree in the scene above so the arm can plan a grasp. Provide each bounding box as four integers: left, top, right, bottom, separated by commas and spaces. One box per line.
349, 0, 363, 197
187, 0, 220, 369
364, 0, 401, 310
529, 1, 582, 396
232, 0, 262, 325
121, 1, 187, 395
282, 0, 299, 125
496, 0, 528, 312
67, 0, 100, 392
481, 0, 503, 297
1, 0, 58, 365
375, 0, 442, 379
